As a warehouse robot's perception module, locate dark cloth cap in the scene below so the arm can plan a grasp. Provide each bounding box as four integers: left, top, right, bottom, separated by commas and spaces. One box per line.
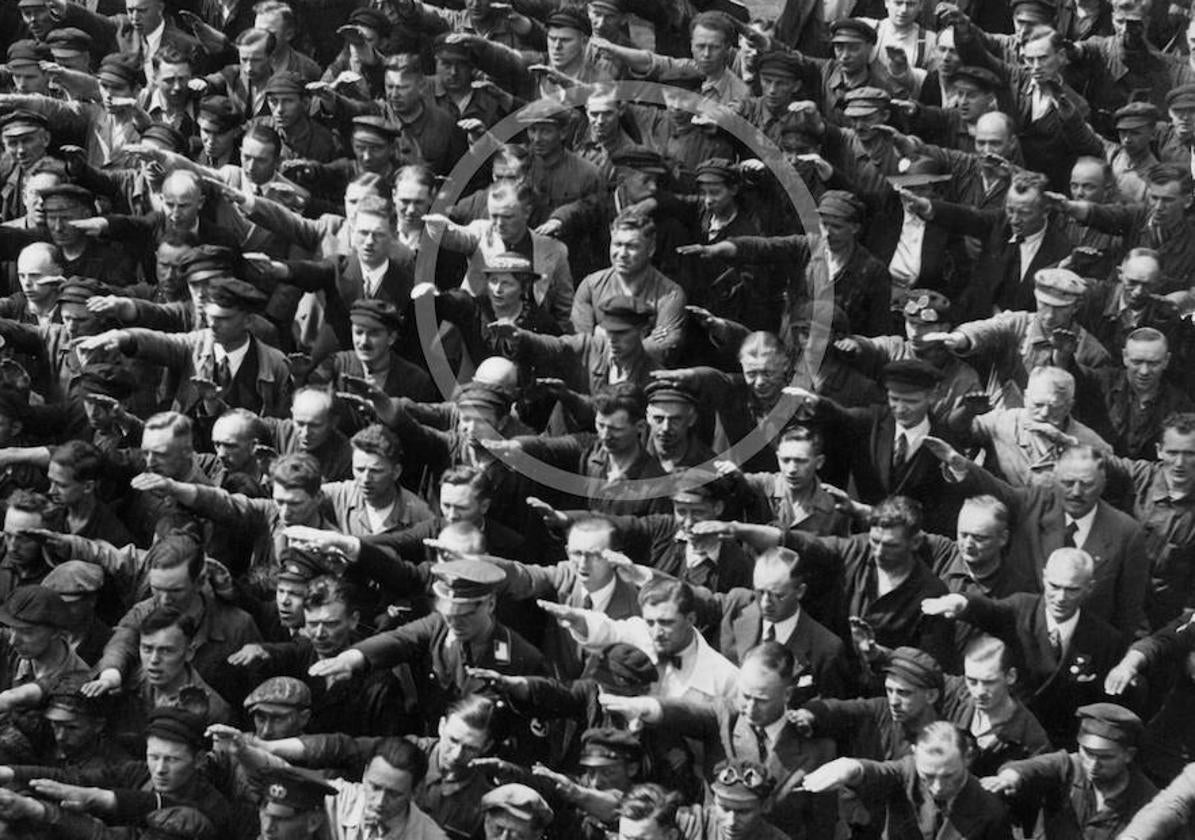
901, 290, 952, 324
712, 758, 775, 804
517, 98, 572, 128
0, 109, 48, 136
264, 70, 306, 96
1114, 101, 1159, 129
260, 765, 336, 814
1168, 83, 1195, 110
947, 65, 1002, 92
144, 807, 216, 840
598, 295, 654, 330
42, 560, 104, 596
245, 676, 312, 711
483, 252, 539, 277
197, 96, 243, 132
349, 298, 403, 332
588, 0, 625, 11
58, 277, 109, 305
45, 28, 92, 53
146, 707, 206, 749
431, 558, 506, 601
830, 18, 877, 43
546, 8, 592, 35
580, 727, 643, 765
97, 52, 142, 87
645, 378, 698, 406
39, 183, 93, 206
887, 156, 953, 189
882, 358, 944, 390
432, 31, 474, 62
481, 784, 554, 828
141, 122, 190, 155
455, 382, 512, 414
6, 40, 51, 68
609, 145, 669, 175
347, 6, 391, 36
581, 642, 658, 694
882, 646, 944, 691
695, 157, 739, 184
842, 85, 891, 116
756, 50, 804, 78
817, 189, 864, 221
1077, 703, 1143, 746
1010, 0, 1054, 17
206, 276, 268, 312
0, 585, 70, 629
179, 245, 238, 281
276, 545, 338, 582
44, 670, 108, 720
79, 362, 138, 400
351, 115, 401, 141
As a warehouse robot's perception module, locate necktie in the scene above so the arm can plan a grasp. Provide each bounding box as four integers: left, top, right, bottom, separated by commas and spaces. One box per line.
752, 725, 769, 761
581, 594, 593, 610
215, 356, 231, 388
1065, 520, 1080, 547
763, 623, 776, 643
892, 432, 909, 470
1048, 626, 1063, 658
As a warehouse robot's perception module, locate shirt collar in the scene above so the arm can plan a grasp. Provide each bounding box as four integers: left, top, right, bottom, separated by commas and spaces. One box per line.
214, 337, 251, 370
585, 576, 619, 614
145, 20, 166, 52
1066, 506, 1097, 530
763, 608, 801, 646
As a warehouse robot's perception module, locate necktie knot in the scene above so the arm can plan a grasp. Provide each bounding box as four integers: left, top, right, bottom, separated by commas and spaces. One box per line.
763, 623, 777, 643
893, 432, 909, 469
1065, 520, 1080, 547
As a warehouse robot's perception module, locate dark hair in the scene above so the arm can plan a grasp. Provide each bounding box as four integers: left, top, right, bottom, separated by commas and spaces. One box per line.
689, 9, 736, 42
369, 737, 429, 784
1147, 163, 1194, 193
152, 44, 192, 71
1163, 412, 1195, 437
868, 496, 923, 535
351, 424, 404, 464
440, 465, 492, 499
50, 440, 103, 484
446, 693, 496, 733
393, 164, 437, 195
235, 27, 276, 52
270, 453, 322, 495
147, 532, 206, 580
592, 383, 647, 422
963, 634, 1014, 672
242, 123, 283, 158
637, 578, 695, 615
355, 194, 396, 225
776, 425, 823, 454
487, 180, 536, 210
140, 604, 198, 639
304, 575, 357, 613
619, 784, 681, 827
741, 640, 796, 680
610, 210, 656, 242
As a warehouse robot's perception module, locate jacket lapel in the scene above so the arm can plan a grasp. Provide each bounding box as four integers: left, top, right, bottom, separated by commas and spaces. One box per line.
733, 604, 763, 661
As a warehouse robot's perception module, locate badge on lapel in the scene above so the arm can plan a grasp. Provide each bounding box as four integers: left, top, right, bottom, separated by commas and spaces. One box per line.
1070, 653, 1096, 683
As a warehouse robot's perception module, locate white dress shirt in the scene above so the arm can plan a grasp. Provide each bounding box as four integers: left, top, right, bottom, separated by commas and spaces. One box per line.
894, 416, 931, 461
143, 20, 166, 83
889, 211, 927, 285
214, 338, 251, 380
1065, 507, 1097, 549
361, 259, 390, 298
1017, 225, 1047, 281
762, 608, 801, 646
583, 576, 618, 614
1045, 609, 1080, 655
1029, 82, 1054, 121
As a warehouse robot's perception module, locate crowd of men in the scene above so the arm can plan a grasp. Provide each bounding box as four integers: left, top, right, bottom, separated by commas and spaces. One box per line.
7, 0, 1195, 837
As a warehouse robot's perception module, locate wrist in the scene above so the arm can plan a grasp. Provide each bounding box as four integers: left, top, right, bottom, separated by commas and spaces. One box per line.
100, 668, 121, 686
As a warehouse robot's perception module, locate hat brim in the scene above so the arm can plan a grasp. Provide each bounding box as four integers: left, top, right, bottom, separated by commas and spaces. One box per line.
44, 704, 90, 721
712, 783, 764, 805
887, 173, 952, 188
1115, 118, 1153, 129
247, 700, 304, 714
579, 754, 625, 767
0, 124, 43, 137
1033, 290, 1075, 307
842, 105, 883, 117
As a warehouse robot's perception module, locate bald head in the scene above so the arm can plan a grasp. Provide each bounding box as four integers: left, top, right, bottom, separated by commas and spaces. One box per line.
473, 357, 519, 392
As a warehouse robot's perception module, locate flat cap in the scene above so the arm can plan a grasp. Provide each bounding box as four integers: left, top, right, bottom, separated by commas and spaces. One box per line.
347, 6, 391, 36
901, 290, 952, 324
1114, 101, 1158, 129
39, 183, 93, 206
645, 377, 699, 406
516, 98, 572, 128
589, 0, 626, 11
264, 70, 306, 97
756, 50, 804, 78
455, 382, 513, 414
197, 96, 243, 133
146, 707, 206, 749
260, 765, 337, 815
830, 18, 877, 43
546, 7, 592, 35
817, 189, 864, 221
141, 122, 189, 154
0, 109, 48, 137
712, 759, 775, 804
431, 558, 506, 604
882, 646, 944, 691
609, 145, 669, 176
179, 245, 239, 281
580, 642, 658, 695
887, 156, 952, 189
45, 28, 93, 54
1167, 83, 1195, 110
245, 676, 312, 712
351, 115, 401, 141
44, 670, 109, 720
947, 65, 1002, 92
842, 86, 891, 117
144, 807, 216, 840
671, 470, 730, 502
6, 40, 51, 69
432, 31, 474, 63
1010, 0, 1054, 17
349, 298, 403, 332
79, 362, 138, 400
0, 585, 70, 629
97, 52, 142, 88
882, 359, 944, 391
579, 727, 643, 766
482, 784, 555, 828
483, 252, 540, 277
42, 561, 105, 597
598, 295, 655, 330
206, 276, 268, 312
1033, 267, 1086, 306
695, 157, 740, 184
58, 277, 109, 306
1076, 703, 1143, 746
16, 0, 47, 7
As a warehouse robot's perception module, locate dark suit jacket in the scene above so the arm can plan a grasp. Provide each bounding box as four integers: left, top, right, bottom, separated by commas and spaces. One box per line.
62, 5, 205, 69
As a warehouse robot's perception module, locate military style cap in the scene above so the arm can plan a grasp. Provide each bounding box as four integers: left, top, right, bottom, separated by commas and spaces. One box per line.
0, 109, 48, 137
887, 156, 952, 189
842, 86, 891, 117
645, 377, 699, 407
609, 145, 669, 176
0, 585, 70, 630
44, 671, 108, 720
276, 546, 334, 583
146, 707, 206, 750
482, 784, 555, 828
144, 807, 217, 840
197, 96, 242, 133
432, 558, 505, 604
6, 40, 51, 69
351, 115, 401, 142
207, 276, 268, 312
546, 7, 592, 35
79, 362, 138, 400
882, 646, 944, 691
141, 122, 189, 154
43, 561, 105, 597
517, 98, 572, 128
455, 382, 512, 414
483, 252, 540, 277
1010, 0, 1054, 19
580, 642, 658, 695
39, 183, 94, 207
830, 18, 877, 44
1033, 267, 1086, 306
260, 765, 337, 816
264, 70, 306, 97
1167, 84, 1195, 110
947, 65, 1002, 92
817, 190, 864, 221
1114, 101, 1158, 130
598, 295, 655, 330
756, 50, 804, 78
695, 157, 740, 184
245, 676, 313, 712
901, 290, 952, 325
45, 28, 92, 56
347, 6, 391, 36
579, 727, 643, 766
350, 298, 403, 332
97, 53, 142, 88
432, 32, 474, 63
712, 759, 775, 804
1076, 703, 1143, 746
180, 245, 239, 282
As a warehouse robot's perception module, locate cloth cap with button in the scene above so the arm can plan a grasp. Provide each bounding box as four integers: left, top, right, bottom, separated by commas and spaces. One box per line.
259, 765, 337, 816
947, 65, 1001, 92
842, 86, 891, 117
882, 358, 944, 391
79, 362, 137, 400
349, 298, 403, 332
264, 70, 306, 97
712, 759, 776, 804
646, 377, 699, 407
609, 145, 669, 176
598, 295, 654, 330
0, 109, 49, 138
1114, 101, 1158, 130
58, 277, 109, 306
580, 727, 643, 766
42, 561, 105, 598
482, 784, 555, 828
756, 50, 804, 78
1033, 267, 1086, 306
179, 245, 239, 282
144, 807, 217, 840
882, 646, 944, 692
1167, 84, 1195, 110
432, 32, 474, 63
198, 96, 243, 133
45, 27, 92, 55
245, 676, 313, 713
0, 585, 71, 630
141, 122, 190, 155
830, 18, 877, 44
43, 670, 108, 721
517, 98, 573, 128
1076, 702, 1143, 747
39, 183, 94, 208
351, 115, 401, 143
887, 156, 952, 189
431, 558, 506, 605
347, 6, 391, 36
901, 290, 952, 324
817, 190, 864, 222
483, 252, 540, 278
546, 7, 592, 35
206, 276, 268, 312
581, 642, 659, 695
695, 158, 740, 185
6, 40, 51, 69
1010, 0, 1054, 19
276, 545, 337, 582
455, 382, 512, 414
97, 52, 142, 88
146, 707, 206, 750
